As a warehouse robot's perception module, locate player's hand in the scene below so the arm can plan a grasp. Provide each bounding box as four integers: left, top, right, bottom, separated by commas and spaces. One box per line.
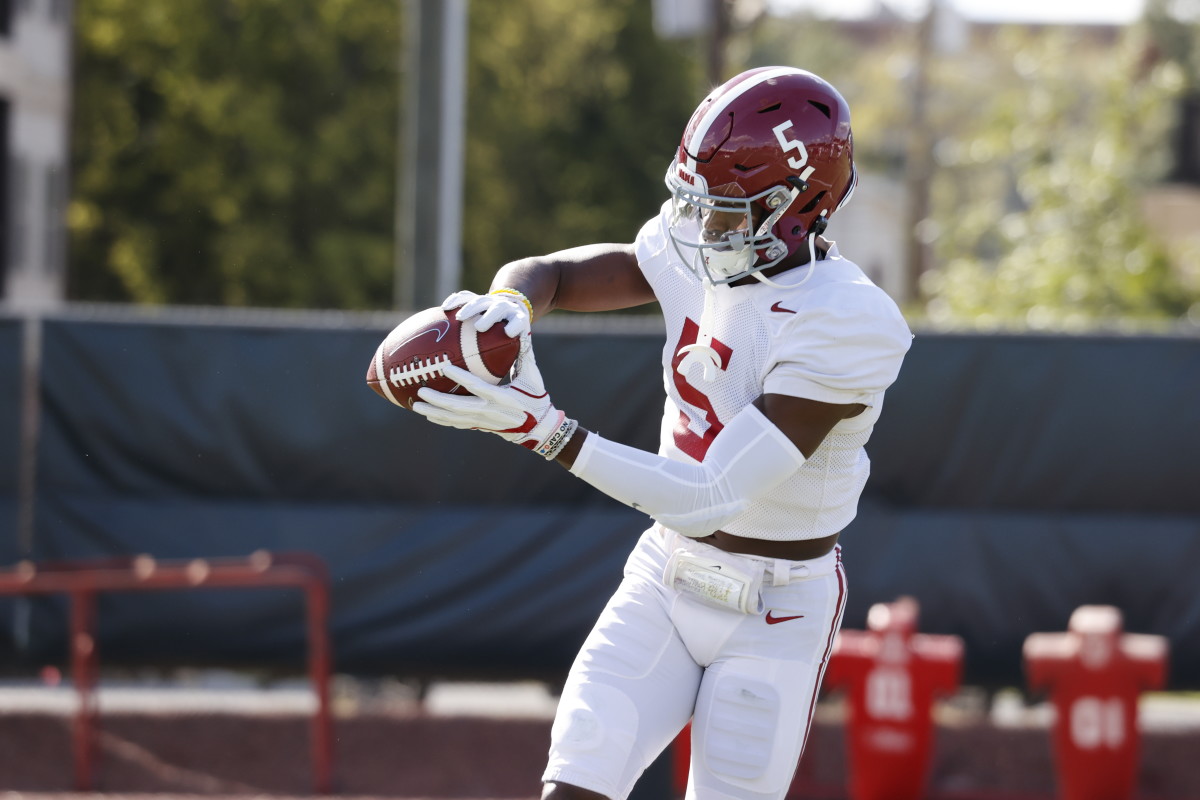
442, 290, 530, 338
413, 333, 574, 458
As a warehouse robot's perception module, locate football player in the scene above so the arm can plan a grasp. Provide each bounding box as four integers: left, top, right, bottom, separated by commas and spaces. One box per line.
413, 67, 913, 800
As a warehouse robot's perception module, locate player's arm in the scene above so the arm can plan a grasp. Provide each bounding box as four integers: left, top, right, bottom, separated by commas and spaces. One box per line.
490, 243, 656, 319
444, 244, 655, 336
556, 394, 860, 468
548, 395, 862, 537
758, 393, 866, 458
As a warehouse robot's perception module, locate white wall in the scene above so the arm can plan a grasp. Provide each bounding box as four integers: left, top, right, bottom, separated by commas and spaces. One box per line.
823, 171, 910, 305
0, 0, 72, 310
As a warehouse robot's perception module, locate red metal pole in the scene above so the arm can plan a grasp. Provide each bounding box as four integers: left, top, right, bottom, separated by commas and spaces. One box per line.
0, 553, 338, 792
70, 589, 98, 791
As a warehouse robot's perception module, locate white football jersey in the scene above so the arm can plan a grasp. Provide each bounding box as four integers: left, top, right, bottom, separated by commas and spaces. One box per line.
634, 201, 912, 541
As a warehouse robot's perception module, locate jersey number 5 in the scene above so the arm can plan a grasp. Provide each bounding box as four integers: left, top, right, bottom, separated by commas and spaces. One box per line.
671, 318, 733, 461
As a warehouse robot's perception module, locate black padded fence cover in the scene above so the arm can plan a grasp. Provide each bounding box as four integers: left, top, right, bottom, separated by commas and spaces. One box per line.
868, 334, 1200, 513
11, 316, 1200, 686
25, 315, 661, 674
0, 318, 21, 661
35, 318, 662, 506
0, 319, 20, 534
839, 504, 1200, 688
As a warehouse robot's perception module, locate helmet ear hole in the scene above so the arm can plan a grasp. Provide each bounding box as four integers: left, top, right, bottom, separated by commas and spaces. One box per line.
798, 190, 826, 215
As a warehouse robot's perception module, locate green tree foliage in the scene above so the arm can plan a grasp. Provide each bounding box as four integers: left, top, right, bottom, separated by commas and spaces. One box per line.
735, 11, 909, 173
461, 0, 697, 292
72, 0, 1193, 323
69, 0, 697, 308
919, 27, 1192, 329
69, 0, 401, 307
1146, 0, 1200, 85
742, 11, 1200, 329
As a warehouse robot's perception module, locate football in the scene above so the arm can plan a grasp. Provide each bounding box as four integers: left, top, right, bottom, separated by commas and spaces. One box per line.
365, 306, 521, 409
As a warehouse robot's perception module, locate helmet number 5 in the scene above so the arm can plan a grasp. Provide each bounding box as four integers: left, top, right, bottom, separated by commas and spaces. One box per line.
773, 121, 815, 180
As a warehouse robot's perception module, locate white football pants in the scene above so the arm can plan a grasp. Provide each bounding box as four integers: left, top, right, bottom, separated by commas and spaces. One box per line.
542, 525, 847, 800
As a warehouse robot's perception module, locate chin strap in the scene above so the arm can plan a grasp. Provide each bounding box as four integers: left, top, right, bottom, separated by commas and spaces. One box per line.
752, 218, 826, 290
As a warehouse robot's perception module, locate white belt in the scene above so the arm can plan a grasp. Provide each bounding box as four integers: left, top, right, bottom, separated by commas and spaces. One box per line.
663, 541, 765, 615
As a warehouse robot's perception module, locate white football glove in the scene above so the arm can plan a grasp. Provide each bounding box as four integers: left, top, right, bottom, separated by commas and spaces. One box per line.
412, 333, 577, 459
442, 290, 530, 338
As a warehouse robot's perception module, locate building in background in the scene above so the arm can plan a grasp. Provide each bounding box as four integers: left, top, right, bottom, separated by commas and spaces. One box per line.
0, 0, 71, 310
824, 172, 909, 303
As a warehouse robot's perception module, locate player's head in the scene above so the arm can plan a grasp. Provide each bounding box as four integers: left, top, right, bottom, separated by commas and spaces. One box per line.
868, 597, 919, 663
1070, 605, 1123, 669
664, 66, 857, 285
868, 596, 919, 637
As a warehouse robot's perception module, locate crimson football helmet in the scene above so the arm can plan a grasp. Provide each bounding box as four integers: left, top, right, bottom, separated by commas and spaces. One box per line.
665, 66, 857, 285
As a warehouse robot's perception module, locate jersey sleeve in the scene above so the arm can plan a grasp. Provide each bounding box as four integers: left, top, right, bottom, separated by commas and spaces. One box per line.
763, 285, 912, 405
633, 201, 676, 285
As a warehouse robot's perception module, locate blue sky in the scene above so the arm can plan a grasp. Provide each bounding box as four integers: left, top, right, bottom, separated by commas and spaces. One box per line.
765, 0, 1144, 25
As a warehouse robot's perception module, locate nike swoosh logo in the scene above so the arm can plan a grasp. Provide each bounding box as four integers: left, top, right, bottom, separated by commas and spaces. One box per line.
388, 321, 451, 356
770, 302, 797, 314
765, 611, 805, 624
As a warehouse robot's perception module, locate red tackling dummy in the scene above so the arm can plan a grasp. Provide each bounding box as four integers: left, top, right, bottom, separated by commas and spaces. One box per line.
1024, 605, 1168, 800
823, 596, 963, 800
366, 306, 521, 409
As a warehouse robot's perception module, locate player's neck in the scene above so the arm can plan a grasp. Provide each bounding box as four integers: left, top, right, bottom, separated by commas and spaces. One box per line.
729, 238, 829, 287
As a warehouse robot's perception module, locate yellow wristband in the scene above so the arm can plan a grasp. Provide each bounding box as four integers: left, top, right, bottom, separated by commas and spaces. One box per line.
491, 288, 533, 319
